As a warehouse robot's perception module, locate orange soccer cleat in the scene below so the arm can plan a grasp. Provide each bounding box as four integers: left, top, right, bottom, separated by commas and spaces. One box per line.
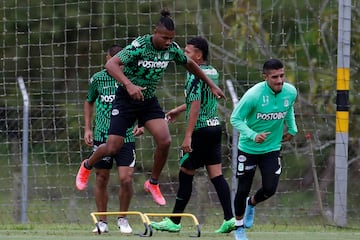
144, 179, 166, 206
75, 160, 91, 190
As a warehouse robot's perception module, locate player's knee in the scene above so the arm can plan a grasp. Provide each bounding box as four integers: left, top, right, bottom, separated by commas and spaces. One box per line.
96, 173, 109, 187
119, 175, 133, 188
263, 185, 277, 198
158, 136, 171, 149
106, 142, 122, 155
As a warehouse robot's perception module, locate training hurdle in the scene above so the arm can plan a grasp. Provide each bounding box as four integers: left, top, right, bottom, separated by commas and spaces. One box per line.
90, 211, 149, 236
143, 213, 201, 237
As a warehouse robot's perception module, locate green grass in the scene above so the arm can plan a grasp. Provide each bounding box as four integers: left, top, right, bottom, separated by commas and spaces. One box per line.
0, 224, 359, 240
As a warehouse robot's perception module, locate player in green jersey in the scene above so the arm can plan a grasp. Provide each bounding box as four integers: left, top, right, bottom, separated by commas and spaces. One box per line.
76, 9, 226, 206
230, 59, 298, 240
150, 36, 235, 233
83, 45, 144, 234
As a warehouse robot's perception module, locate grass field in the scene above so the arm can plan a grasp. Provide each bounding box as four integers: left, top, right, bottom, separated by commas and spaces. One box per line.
0, 223, 359, 240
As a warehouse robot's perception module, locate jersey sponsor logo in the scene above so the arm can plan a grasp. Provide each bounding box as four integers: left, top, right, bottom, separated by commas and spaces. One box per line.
256, 111, 287, 120
100, 94, 116, 103
206, 117, 220, 126
138, 59, 169, 69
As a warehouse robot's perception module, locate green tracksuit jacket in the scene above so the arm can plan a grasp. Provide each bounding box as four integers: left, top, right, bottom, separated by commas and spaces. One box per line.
230, 81, 298, 154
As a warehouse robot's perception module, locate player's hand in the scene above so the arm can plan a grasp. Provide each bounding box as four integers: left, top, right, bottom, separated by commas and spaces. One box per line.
282, 132, 293, 142
84, 130, 93, 146
165, 109, 181, 123
255, 132, 271, 143
211, 85, 226, 99
125, 83, 146, 101
181, 136, 193, 153
133, 125, 145, 137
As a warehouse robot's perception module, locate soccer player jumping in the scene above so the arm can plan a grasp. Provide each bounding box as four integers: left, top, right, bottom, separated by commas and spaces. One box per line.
230, 59, 298, 240
76, 8, 225, 206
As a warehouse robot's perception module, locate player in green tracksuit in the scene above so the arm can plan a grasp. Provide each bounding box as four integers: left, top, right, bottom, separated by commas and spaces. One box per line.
230, 59, 297, 240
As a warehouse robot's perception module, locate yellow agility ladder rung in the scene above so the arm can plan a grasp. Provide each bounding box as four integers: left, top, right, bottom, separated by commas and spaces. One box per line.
90, 211, 149, 236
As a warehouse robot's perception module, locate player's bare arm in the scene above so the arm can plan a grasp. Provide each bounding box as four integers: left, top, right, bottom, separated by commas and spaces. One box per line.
166, 104, 186, 123
83, 101, 94, 146
181, 100, 200, 153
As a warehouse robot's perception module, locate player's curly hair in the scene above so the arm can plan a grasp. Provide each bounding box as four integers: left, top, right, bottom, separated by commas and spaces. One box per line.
157, 8, 174, 31
187, 37, 209, 61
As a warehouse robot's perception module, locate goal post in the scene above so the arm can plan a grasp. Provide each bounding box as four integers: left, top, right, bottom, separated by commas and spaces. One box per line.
226, 79, 239, 214
17, 76, 30, 224
334, 0, 352, 227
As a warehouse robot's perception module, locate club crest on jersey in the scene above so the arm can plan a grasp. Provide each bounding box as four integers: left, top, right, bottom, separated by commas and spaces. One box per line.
284, 99, 289, 107
156, 52, 170, 61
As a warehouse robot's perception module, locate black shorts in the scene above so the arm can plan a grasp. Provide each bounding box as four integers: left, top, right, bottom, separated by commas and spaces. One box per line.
108, 87, 165, 137
235, 150, 281, 177
92, 141, 136, 169
180, 125, 222, 170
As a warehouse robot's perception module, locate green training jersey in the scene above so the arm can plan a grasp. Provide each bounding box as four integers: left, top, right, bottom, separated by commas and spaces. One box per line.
116, 34, 188, 99
86, 69, 135, 143
184, 64, 220, 131
230, 81, 297, 154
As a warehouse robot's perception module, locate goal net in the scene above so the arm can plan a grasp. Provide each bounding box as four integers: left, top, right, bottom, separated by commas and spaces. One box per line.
1, 0, 359, 228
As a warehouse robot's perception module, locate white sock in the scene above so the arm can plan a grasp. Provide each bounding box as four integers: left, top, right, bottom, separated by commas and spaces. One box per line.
235, 219, 244, 227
